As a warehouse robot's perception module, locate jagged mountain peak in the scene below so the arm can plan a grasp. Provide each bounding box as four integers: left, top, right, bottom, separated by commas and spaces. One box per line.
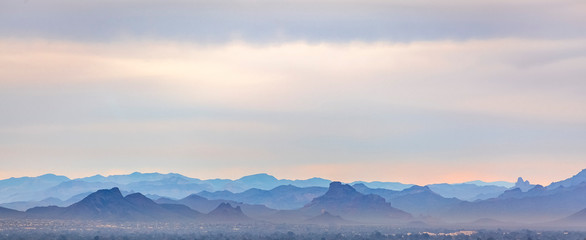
324, 181, 360, 197
301, 182, 411, 223
514, 177, 534, 192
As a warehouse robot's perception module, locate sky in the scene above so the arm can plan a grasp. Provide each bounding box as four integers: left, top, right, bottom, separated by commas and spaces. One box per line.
1, 0, 585, 185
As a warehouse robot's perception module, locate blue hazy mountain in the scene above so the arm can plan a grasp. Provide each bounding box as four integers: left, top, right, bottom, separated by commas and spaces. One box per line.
389, 186, 462, 217
4, 169, 586, 224
559, 208, 586, 224
0, 174, 70, 203
547, 207, 586, 228
463, 180, 515, 188
351, 183, 399, 199
197, 185, 328, 209
0, 206, 24, 218
297, 182, 412, 223
2, 172, 586, 226
352, 184, 462, 216
0, 197, 63, 211
80, 172, 202, 185
447, 181, 586, 223
156, 194, 278, 219
203, 202, 253, 223
198, 183, 461, 215
40, 180, 120, 201
0, 172, 516, 205
547, 169, 586, 189
17, 187, 276, 223
229, 173, 331, 192
124, 192, 203, 220
124, 177, 212, 199
497, 184, 547, 199
513, 177, 535, 192
26, 187, 201, 221
305, 211, 349, 225
427, 183, 509, 201
348, 181, 413, 191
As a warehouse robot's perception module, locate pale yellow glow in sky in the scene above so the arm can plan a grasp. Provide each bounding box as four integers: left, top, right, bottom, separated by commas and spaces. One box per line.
1, 38, 585, 185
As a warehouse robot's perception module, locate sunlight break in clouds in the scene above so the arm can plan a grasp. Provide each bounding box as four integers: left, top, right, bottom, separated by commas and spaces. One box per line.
1, 38, 585, 184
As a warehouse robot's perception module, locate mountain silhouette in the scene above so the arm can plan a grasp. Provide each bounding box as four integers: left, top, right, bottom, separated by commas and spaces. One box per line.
350, 181, 413, 191
545, 207, 586, 228
514, 177, 535, 192
427, 182, 508, 201
0, 197, 64, 211
0, 172, 518, 206
203, 203, 253, 223
156, 194, 277, 219
198, 185, 328, 209
353, 184, 462, 216
0, 206, 24, 218
497, 184, 546, 199
41, 180, 120, 202
0, 174, 70, 203
124, 192, 202, 219
447, 182, 586, 223
5, 170, 586, 226
298, 182, 411, 223
305, 211, 348, 225
558, 208, 586, 224
26, 187, 200, 221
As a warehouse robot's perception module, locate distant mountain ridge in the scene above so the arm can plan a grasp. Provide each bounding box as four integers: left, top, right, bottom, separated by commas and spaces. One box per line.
427, 183, 508, 201
1, 185, 410, 225
0, 174, 71, 203
0, 172, 518, 205
197, 185, 328, 210
155, 194, 278, 219
2, 169, 586, 228
203, 203, 253, 223
352, 184, 463, 216
25, 187, 201, 221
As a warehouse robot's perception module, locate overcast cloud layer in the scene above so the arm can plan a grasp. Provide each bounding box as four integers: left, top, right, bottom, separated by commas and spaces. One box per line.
1, 0, 585, 184
1, 0, 585, 42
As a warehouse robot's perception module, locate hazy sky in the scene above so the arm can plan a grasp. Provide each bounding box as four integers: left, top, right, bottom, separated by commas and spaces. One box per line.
1, 0, 585, 185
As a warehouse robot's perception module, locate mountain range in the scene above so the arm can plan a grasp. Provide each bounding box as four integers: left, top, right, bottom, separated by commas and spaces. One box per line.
2, 169, 586, 227
197, 185, 328, 209
296, 182, 412, 223
0, 182, 412, 224
25, 187, 201, 221
155, 194, 278, 219
0, 172, 518, 205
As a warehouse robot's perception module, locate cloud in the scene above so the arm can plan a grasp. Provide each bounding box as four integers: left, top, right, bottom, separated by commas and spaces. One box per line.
1, 38, 585, 122
1, 0, 584, 42
0, 37, 585, 183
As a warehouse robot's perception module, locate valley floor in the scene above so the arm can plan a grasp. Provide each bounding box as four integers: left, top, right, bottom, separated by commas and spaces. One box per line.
1, 220, 585, 240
